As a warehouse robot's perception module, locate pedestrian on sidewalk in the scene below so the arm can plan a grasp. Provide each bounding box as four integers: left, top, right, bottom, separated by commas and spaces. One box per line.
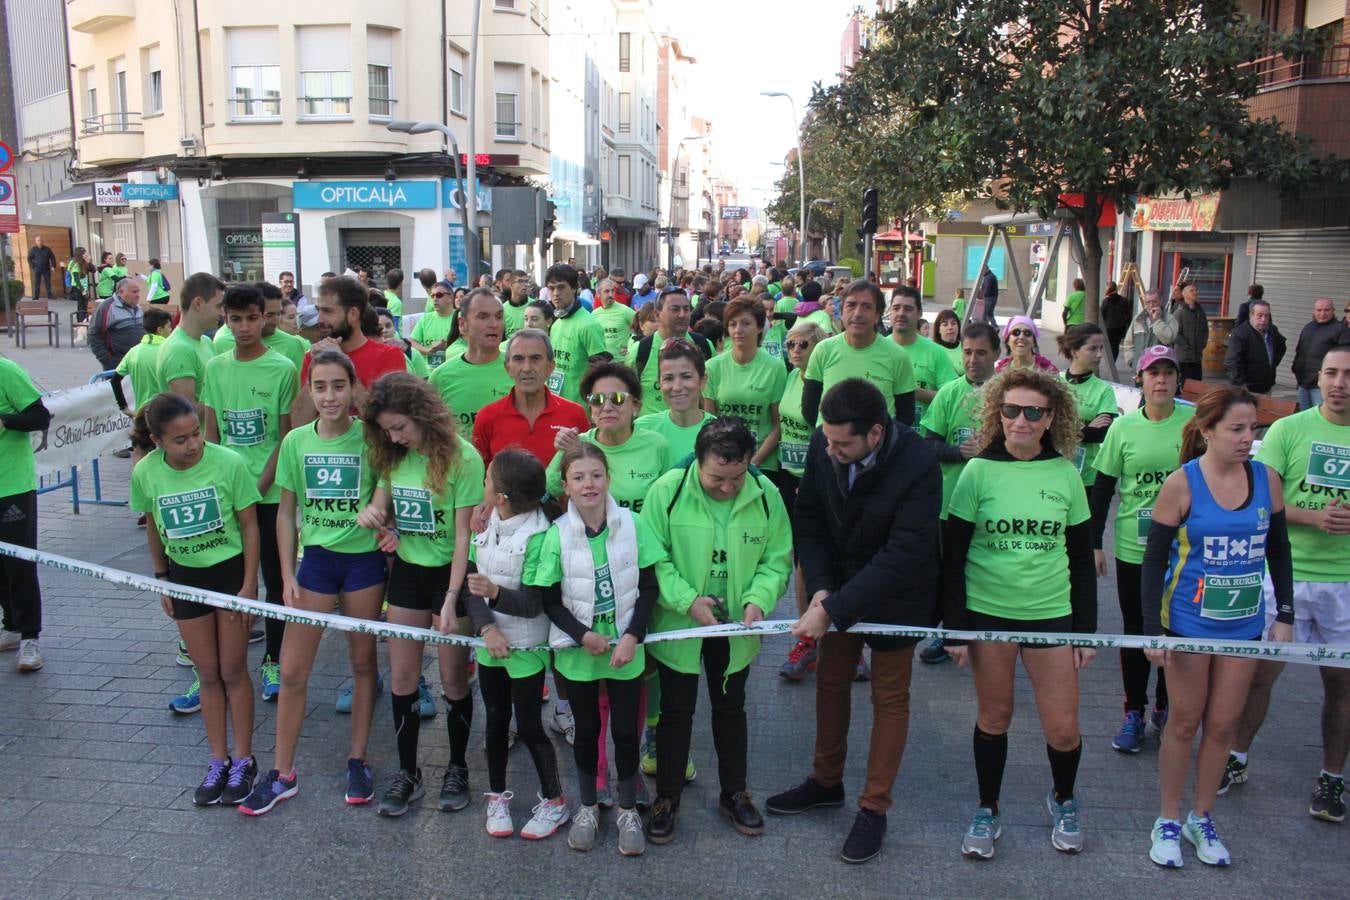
1171, 283, 1209, 384
87, 277, 144, 371
1289, 298, 1349, 410
26, 235, 56, 300
1224, 298, 1286, 394
0, 357, 51, 672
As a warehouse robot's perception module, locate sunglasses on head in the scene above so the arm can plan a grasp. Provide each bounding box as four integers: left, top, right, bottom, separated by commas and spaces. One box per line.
662, 337, 696, 352
586, 391, 630, 407
1000, 403, 1049, 422
1009, 329, 1034, 338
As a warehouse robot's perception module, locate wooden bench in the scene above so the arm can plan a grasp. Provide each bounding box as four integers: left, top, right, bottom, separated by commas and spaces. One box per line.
13, 300, 59, 348
1180, 379, 1297, 428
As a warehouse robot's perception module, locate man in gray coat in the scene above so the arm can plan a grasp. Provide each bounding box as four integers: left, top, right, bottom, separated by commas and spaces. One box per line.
87, 278, 144, 370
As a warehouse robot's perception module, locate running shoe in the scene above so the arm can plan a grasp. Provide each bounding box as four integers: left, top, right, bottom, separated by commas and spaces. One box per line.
961, 807, 1002, 859
685, 756, 697, 783
521, 794, 570, 839
854, 653, 871, 682
248, 628, 264, 644
779, 638, 818, 681
193, 757, 231, 807
1182, 811, 1230, 866
175, 639, 192, 667
239, 769, 298, 817
260, 656, 280, 702
919, 638, 950, 664
640, 726, 658, 776
550, 706, 576, 746
1045, 791, 1083, 853
0, 631, 19, 652
345, 758, 374, 805
377, 768, 424, 817
634, 774, 651, 811
596, 780, 614, 809
1111, 711, 1145, 754
335, 672, 385, 714
568, 803, 599, 851
616, 807, 646, 856
541, 680, 550, 703
1149, 817, 1184, 868
16, 639, 42, 672
1147, 706, 1168, 737
1309, 773, 1346, 823
219, 755, 257, 806
438, 763, 470, 812
485, 791, 515, 837
1216, 754, 1248, 795
168, 672, 201, 715
417, 675, 437, 719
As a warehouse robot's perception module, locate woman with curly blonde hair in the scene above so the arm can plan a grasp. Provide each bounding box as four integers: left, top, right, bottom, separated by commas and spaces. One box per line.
357, 372, 486, 817
940, 367, 1097, 861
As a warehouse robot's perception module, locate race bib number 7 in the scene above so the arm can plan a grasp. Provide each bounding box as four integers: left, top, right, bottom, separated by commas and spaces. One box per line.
157, 487, 224, 540
391, 485, 436, 534
303, 454, 361, 500
1306, 442, 1350, 491
1200, 572, 1262, 621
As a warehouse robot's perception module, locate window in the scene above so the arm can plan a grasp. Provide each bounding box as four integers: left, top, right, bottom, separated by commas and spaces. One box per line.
494, 0, 518, 8
619, 92, 630, 133
80, 67, 97, 124
111, 57, 129, 129
618, 33, 630, 72
368, 66, 392, 117
143, 46, 163, 115
619, 154, 631, 197
227, 27, 281, 119
367, 27, 394, 118
493, 63, 520, 139
496, 92, 518, 138
300, 71, 352, 117
530, 70, 542, 145
449, 48, 466, 116
298, 26, 352, 118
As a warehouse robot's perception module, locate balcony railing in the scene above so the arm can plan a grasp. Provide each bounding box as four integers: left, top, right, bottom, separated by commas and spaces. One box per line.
81, 111, 142, 134
1243, 43, 1350, 90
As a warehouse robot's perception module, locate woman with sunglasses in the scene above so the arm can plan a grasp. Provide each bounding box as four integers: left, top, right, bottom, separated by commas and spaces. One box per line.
635, 340, 716, 464
704, 298, 789, 477
934, 308, 964, 370
942, 368, 1096, 860
995, 316, 1058, 374
1058, 323, 1118, 487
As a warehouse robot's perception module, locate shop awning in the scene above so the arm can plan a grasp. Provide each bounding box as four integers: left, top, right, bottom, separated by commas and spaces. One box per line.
37, 184, 94, 206
552, 229, 600, 247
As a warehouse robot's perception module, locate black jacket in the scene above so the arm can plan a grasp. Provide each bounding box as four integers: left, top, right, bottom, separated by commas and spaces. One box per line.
1100, 290, 1131, 331
1224, 320, 1287, 393
27, 245, 56, 273
1171, 301, 1209, 364
1291, 318, 1350, 388
793, 419, 942, 650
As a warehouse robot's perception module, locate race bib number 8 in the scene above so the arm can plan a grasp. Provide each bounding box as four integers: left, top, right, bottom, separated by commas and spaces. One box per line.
157, 487, 225, 540
391, 486, 436, 534
1201, 572, 1262, 621
1307, 442, 1350, 491
224, 408, 266, 446
303, 454, 361, 500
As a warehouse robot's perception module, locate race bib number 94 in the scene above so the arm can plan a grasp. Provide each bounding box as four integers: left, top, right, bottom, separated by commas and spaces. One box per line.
157, 487, 224, 540
303, 454, 361, 500
392, 485, 435, 534
1306, 442, 1350, 491
224, 408, 266, 446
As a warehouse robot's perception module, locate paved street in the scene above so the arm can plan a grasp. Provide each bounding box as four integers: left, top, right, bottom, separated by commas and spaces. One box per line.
0, 338, 1343, 899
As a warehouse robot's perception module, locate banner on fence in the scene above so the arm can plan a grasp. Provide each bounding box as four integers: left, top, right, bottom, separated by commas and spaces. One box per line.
32, 380, 132, 477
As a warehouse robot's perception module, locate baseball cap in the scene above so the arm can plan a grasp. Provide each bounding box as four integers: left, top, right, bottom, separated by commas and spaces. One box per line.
633, 273, 649, 290
297, 304, 320, 327
1136, 344, 1179, 373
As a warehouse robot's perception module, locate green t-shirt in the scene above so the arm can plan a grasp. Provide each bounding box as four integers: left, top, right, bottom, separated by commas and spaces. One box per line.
942, 342, 964, 372
894, 335, 959, 422
404, 345, 430, 379
1064, 374, 1118, 486
429, 351, 513, 439
115, 334, 167, 408
952, 297, 967, 322
548, 305, 608, 403
762, 321, 788, 361
778, 372, 812, 476
1064, 290, 1086, 326
130, 442, 262, 567
147, 269, 170, 302
502, 300, 529, 340
0, 359, 42, 497
96, 265, 119, 298
201, 350, 298, 503
919, 377, 984, 518
274, 418, 378, 554
384, 438, 486, 567
635, 411, 715, 468
213, 328, 310, 372
948, 455, 1089, 620
531, 515, 663, 683
706, 349, 789, 471
1255, 405, 1350, 582
804, 333, 916, 423
411, 312, 457, 369
471, 531, 549, 677
1092, 404, 1192, 565
158, 328, 215, 396
592, 303, 636, 362
383, 291, 403, 317
546, 428, 672, 513
803, 308, 836, 336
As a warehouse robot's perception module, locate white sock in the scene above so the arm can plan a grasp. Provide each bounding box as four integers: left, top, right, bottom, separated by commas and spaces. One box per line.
1232, 751, 1248, 765
1322, 769, 1343, 780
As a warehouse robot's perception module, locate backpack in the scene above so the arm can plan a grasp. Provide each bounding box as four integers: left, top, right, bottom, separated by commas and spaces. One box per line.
633, 330, 712, 376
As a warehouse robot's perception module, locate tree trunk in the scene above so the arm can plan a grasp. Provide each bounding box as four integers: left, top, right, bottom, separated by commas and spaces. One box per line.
1077, 211, 1103, 326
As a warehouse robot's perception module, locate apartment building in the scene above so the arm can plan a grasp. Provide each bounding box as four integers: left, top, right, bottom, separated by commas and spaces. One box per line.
657, 34, 713, 269
605, 0, 658, 274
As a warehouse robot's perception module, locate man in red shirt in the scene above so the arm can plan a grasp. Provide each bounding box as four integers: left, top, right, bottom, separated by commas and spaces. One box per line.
293, 275, 407, 424
472, 328, 590, 467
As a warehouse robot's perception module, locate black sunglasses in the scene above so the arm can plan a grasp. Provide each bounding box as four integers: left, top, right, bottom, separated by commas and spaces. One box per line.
1000, 403, 1049, 422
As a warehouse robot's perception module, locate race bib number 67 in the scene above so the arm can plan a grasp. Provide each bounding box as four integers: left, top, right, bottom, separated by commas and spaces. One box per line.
1306, 442, 1350, 491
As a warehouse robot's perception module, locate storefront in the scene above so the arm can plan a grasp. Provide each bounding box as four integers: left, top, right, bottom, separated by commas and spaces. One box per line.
1128, 194, 1250, 318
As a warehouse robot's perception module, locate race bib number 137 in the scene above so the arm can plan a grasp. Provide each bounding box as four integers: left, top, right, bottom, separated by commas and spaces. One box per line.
157, 487, 224, 540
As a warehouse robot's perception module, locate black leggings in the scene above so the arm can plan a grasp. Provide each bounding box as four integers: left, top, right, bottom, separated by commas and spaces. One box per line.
656, 637, 749, 801
1116, 560, 1168, 713
569, 675, 643, 807
478, 664, 561, 798
255, 503, 284, 662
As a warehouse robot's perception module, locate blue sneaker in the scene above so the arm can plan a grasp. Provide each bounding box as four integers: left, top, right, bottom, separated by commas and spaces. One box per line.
239, 769, 298, 816
336, 672, 385, 714
1045, 791, 1083, 853
1148, 707, 1168, 737
346, 758, 375, 805
417, 675, 437, 719
169, 672, 201, 715
260, 656, 280, 702
193, 757, 230, 806
961, 807, 1002, 859
1182, 811, 1231, 866
1112, 711, 1145, 754
919, 638, 950, 664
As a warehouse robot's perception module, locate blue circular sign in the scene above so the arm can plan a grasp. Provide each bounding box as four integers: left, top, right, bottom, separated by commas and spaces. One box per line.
0, 141, 11, 174
0, 180, 12, 203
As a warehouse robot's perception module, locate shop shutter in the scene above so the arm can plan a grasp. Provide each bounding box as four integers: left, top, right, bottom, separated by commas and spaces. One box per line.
1254, 229, 1350, 390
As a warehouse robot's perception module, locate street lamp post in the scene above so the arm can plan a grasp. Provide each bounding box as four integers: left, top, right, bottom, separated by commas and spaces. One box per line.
761, 90, 805, 264
386, 120, 478, 280
667, 134, 704, 272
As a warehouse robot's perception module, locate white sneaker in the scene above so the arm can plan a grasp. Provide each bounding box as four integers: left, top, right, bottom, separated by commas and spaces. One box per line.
484, 791, 514, 837
520, 793, 569, 840
1182, 811, 1230, 866
16, 639, 42, 672
0, 631, 20, 652
616, 807, 646, 856
568, 803, 599, 851
1149, 817, 1184, 868
550, 707, 576, 746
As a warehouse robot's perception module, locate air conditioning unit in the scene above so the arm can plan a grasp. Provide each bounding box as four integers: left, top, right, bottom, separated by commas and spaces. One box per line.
179, 136, 197, 149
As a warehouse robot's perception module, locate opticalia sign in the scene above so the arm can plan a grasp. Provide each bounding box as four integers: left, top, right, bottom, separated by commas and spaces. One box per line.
94, 182, 180, 206
292, 180, 438, 210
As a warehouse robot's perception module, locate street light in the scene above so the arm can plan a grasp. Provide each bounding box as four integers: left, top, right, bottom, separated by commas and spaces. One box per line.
761, 90, 805, 264
387, 119, 479, 281
668, 133, 704, 271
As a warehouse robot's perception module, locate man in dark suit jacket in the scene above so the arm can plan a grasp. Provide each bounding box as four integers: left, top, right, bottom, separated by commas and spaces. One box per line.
1224, 298, 1287, 393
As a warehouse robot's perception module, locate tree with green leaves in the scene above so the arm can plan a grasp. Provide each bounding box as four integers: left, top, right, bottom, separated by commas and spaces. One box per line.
815, 0, 1337, 322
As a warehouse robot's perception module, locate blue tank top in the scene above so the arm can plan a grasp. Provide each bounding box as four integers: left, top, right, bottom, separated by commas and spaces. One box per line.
1161, 459, 1273, 640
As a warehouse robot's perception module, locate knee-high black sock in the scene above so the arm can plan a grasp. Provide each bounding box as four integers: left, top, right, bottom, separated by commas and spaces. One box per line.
1048, 741, 1083, 803
973, 726, 1008, 814
391, 691, 421, 774
445, 693, 474, 767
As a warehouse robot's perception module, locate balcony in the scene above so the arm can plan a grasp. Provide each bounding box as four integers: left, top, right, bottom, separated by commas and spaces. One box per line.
79, 112, 144, 166
67, 0, 135, 34
1243, 44, 1350, 158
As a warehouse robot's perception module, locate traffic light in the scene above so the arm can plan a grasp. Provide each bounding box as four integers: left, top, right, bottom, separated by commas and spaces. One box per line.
542, 200, 558, 242
861, 187, 879, 235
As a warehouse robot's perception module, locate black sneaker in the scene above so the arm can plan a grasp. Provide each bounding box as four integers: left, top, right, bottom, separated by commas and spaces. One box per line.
645, 796, 680, 844
840, 808, 887, 864
193, 757, 231, 807
438, 763, 470, 812
766, 777, 846, 815
1309, 773, 1345, 823
919, 638, 950, 664
719, 791, 765, 836
219, 755, 257, 806
377, 768, 424, 817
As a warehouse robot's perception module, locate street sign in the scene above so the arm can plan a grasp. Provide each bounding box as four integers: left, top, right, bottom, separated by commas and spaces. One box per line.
720, 206, 748, 220
94, 182, 129, 206
548, 196, 572, 208
261, 212, 300, 287
0, 141, 12, 174
0, 175, 18, 233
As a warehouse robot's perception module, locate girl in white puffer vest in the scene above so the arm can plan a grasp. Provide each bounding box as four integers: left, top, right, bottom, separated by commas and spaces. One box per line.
463, 449, 567, 841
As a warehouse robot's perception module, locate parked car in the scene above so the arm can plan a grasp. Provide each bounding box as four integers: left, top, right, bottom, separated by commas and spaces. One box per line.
719, 242, 731, 256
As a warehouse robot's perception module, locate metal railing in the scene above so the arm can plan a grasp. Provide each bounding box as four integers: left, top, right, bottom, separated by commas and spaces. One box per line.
1242, 42, 1350, 90
80, 111, 141, 134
